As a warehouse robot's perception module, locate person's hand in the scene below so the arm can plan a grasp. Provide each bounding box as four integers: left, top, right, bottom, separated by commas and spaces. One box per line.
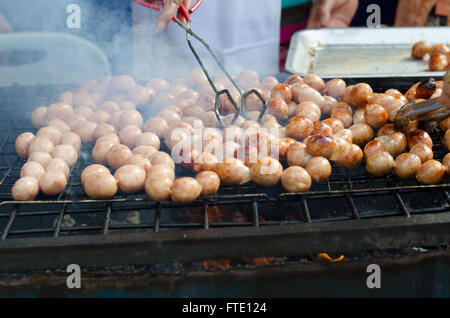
440, 70, 450, 109
0, 12, 12, 33
307, 0, 359, 29
143, 0, 193, 30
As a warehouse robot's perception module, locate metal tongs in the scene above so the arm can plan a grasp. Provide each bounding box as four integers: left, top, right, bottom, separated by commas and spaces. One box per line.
133, 0, 267, 128
394, 97, 449, 133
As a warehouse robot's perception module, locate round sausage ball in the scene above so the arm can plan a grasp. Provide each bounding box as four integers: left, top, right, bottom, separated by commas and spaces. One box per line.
287, 142, 312, 167
349, 123, 374, 146
61, 131, 82, 152
412, 41, 432, 59
15, 132, 35, 159
135, 132, 160, 150
145, 175, 173, 201
114, 164, 147, 194
250, 157, 283, 187
149, 151, 175, 170
215, 158, 251, 186
286, 116, 313, 140
92, 139, 117, 165
281, 166, 312, 193
106, 144, 133, 170
409, 142, 433, 163
195, 171, 220, 196
416, 160, 445, 185
119, 125, 142, 148
304, 134, 336, 159
27, 152, 53, 167
12, 176, 40, 201
365, 151, 395, 176
83, 172, 118, 199
20, 161, 45, 180
81, 164, 111, 185
28, 136, 54, 155
170, 177, 202, 203
31, 106, 48, 129
305, 156, 332, 183
119, 109, 144, 129
39, 170, 67, 196
394, 153, 422, 179
364, 104, 388, 129
51, 145, 78, 167
45, 158, 70, 178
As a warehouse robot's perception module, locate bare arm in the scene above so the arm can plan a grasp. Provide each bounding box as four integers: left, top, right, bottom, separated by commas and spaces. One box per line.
307, 0, 359, 28
0, 11, 12, 32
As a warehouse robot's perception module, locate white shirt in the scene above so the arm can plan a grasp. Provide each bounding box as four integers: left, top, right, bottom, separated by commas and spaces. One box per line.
131, 0, 281, 81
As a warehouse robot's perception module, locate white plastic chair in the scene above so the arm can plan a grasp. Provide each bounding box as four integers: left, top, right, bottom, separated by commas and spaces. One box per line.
0, 32, 111, 87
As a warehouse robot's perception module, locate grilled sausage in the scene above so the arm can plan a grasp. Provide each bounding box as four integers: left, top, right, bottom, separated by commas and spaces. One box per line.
286, 116, 313, 140
267, 97, 289, 121
92, 123, 117, 141
303, 73, 325, 92
39, 170, 67, 196
407, 129, 433, 149
348, 123, 373, 146
364, 104, 388, 129
119, 109, 144, 129
45, 158, 70, 178
215, 158, 251, 185
195, 171, 221, 196
51, 145, 78, 167
287, 142, 312, 167
106, 144, 133, 170
170, 177, 202, 202
304, 134, 336, 159
114, 164, 146, 194
342, 83, 373, 108
411, 41, 432, 59
15, 132, 35, 159
323, 79, 346, 101
119, 125, 142, 148
394, 153, 422, 178
145, 175, 173, 202
73, 120, 98, 143
83, 172, 118, 199
365, 151, 395, 176
20, 161, 45, 180
31, 106, 48, 129
48, 118, 71, 134
281, 166, 311, 192
27, 152, 53, 168
149, 151, 175, 170
376, 132, 408, 158
250, 157, 283, 187
409, 142, 433, 163
416, 160, 445, 184
295, 101, 321, 123
306, 156, 332, 183
12, 176, 40, 201
28, 136, 54, 155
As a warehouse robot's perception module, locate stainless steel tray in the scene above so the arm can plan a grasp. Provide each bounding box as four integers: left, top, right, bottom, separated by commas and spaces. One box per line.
285, 27, 450, 79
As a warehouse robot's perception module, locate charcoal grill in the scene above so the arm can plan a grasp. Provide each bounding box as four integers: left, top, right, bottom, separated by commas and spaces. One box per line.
0, 77, 449, 273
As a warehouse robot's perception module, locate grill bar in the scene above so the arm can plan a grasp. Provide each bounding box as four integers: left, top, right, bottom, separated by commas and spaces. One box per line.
1, 205, 17, 240
0, 211, 448, 272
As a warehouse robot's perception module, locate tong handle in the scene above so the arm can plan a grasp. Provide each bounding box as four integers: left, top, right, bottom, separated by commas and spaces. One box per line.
132, 0, 161, 10
394, 97, 445, 132
174, 4, 191, 22
173, 0, 202, 22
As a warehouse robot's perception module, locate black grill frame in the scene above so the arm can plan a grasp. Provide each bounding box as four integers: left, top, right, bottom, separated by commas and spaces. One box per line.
0, 78, 449, 272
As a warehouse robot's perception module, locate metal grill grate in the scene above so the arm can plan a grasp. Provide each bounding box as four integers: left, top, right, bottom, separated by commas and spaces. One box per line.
0, 81, 449, 271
